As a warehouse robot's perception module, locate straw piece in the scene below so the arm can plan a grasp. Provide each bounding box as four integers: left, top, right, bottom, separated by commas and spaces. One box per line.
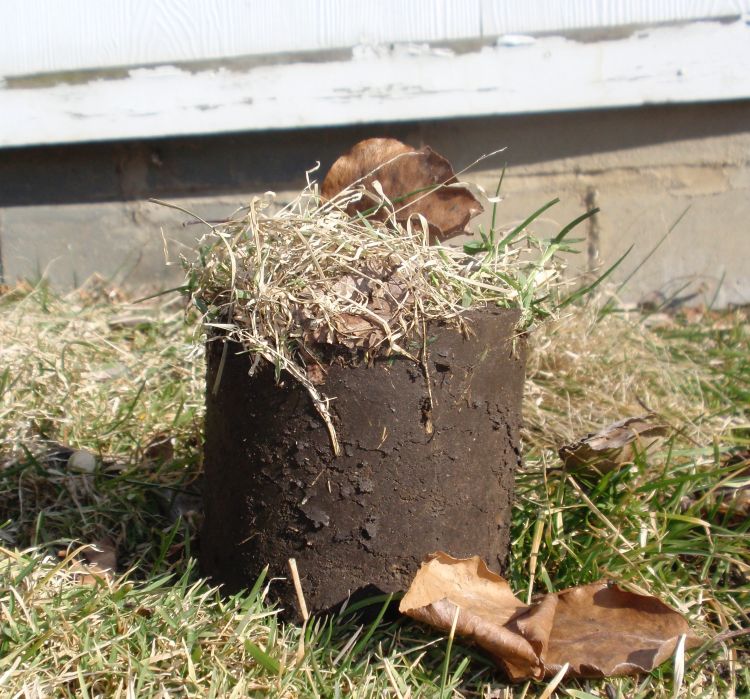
288, 558, 309, 622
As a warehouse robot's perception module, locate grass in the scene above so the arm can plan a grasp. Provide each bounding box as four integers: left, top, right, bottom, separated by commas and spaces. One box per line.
180, 186, 593, 456
0, 277, 748, 697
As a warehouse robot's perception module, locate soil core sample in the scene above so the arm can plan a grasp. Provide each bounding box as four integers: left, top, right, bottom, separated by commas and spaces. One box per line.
201, 307, 526, 618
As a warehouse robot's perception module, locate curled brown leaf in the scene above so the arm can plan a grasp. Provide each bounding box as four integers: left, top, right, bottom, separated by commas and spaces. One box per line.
400, 552, 700, 681
58, 537, 118, 587
558, 414, 669, 473
81, 537, 117, 574
321, 138, 483, 242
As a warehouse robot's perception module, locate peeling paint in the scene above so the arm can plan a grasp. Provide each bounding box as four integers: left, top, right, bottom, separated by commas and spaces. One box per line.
1, 18, 749, 148
5, 68, 131, 89
2, 0, 748, 78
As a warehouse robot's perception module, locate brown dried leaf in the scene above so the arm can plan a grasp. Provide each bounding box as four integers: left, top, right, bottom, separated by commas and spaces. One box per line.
321, 138, 482, 242
144, 432, 175, 463
332, 313, 386, 350
58, 537, 118, 586
81, 537, 117, 576
400, 553, 540, 678
400, 552, 699, 681
296, 266, 412, 352
539, 581, 698, 678
558, 414, 669, 473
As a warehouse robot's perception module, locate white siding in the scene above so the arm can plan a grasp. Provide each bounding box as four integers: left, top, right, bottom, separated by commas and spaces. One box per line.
2, 18, 749, 147
481, 0, 750, 35
1, 0, 748, 78
1, 0, 482, 78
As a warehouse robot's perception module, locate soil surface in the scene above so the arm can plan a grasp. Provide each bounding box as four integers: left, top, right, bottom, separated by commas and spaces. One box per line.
201, 308, 526, 619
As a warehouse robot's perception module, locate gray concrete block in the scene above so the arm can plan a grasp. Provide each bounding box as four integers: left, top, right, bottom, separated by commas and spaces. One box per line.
1, 104, 748, 307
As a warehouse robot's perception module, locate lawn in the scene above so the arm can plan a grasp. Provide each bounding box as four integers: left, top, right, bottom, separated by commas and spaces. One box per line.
0, 280, 747, 697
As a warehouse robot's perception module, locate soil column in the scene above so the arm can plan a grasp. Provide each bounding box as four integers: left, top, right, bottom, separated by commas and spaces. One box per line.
201, 307, 526, 616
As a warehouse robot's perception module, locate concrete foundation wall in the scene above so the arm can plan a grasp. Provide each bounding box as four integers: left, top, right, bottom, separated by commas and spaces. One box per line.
1, 100, 748, 306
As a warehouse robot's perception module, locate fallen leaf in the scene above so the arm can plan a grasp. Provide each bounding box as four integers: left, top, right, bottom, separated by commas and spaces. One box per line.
144, 432, 175, 463
296, 266, 412, 352
537, 582, 696, 678
400, 553, 540, 677
57, 538, 117, 586
400, 552, 699, 681
81, 537, 117, 574
558, 414, 669, 473
321, 138, 483, 242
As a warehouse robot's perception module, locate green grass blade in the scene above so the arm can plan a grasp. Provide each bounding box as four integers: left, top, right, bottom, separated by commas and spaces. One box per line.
614, 204, 691, 297
490, 163, 507, 237
244, 640, 281, 675
496, 197, 560, 251
558, 245, 632, 310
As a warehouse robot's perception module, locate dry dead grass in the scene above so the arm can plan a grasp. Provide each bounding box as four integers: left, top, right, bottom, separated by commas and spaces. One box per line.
524, 302, 745, 451
0, 274, 747, 696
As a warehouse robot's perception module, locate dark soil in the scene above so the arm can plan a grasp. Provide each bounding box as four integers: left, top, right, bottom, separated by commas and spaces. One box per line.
201, 307, 526, 619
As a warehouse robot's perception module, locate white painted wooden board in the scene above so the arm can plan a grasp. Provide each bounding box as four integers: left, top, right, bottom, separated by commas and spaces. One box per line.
1, 18, 748, 148
481, 0, 750, 35
1, 0, 749, 78
0, 0, 481, 78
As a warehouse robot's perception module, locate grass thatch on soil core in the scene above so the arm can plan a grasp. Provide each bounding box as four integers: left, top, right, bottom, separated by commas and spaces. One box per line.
180, 182, 580, 453
0, 276, 747, 697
